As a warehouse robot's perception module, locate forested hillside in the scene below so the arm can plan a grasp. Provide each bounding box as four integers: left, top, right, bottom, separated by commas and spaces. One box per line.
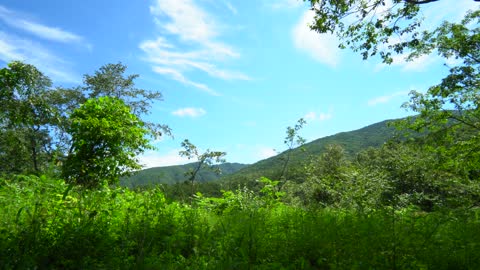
221, 119, 398, 186
121, 119, 395, 188
121, 162, 247, 187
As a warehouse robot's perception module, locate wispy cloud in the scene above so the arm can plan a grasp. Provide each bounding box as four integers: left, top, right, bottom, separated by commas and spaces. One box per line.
292, 10, 341, 67
368, 91, 409, 106
257, 146, 277, 160
138, 149, 190, 168
420, 0, 478, 27
0, 31, 79, 83
223, 1, 237, 15
152, 66, 219, 96
0, 5, 88, 83
374, 0, 478, 72
0, 5, 89, 48
304, 109, 333, 122
268, 0, 304, 10
140, 0, 249, 95
375, 53, 439, 72
171, 107, 207, 117
234, 144, 277, 163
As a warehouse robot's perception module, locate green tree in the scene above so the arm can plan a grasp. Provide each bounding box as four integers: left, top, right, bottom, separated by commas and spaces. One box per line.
399, 10, 480, 178
0, 61, 58, 174
279, 118, 306, 180
179, 139, 226, 196
307, 0, 477, 63
62, 96, 152, 188
48, 63, 170, 166
82, 62, 170, 139
306, 1, 480, 208
42, 86, 86, 159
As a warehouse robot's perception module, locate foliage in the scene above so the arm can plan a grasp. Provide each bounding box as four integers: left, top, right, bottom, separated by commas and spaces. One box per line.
221, 119, 397, 187
279, 118, 306, 180
304, 0, 480, 211
179, 139, 226, 196
1, 175, 480, 269
307, 0, 457, 63
121, 162, 247, 187
62, 97, 152, 187
398, 10, 480, 179
0, 61, 58, 174
82, 62, 170, 139
0, 61, 169, 179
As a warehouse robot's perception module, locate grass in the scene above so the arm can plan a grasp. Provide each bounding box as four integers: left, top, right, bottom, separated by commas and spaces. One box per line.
1, 175, 479, 269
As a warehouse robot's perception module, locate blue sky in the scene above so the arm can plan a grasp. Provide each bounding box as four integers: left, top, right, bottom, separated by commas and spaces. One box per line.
1, 0, 478, 167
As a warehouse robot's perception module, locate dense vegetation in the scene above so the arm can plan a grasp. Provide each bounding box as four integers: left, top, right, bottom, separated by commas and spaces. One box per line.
121, 162, 247, 187
1, 175, 479, 269
1, 1, 479, 269
121, 119, 395, 188
220, 119, 398, 187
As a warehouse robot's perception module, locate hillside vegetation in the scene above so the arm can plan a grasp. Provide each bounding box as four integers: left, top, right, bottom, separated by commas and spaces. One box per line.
122, 119, 397, 188
1, 3, 479, 269
220, 119, 398, 188
1, 175, 479, 269
121, 162, 247, 187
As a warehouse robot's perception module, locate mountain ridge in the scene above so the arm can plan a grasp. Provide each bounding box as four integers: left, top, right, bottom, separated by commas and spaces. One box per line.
122, 118, 401, 187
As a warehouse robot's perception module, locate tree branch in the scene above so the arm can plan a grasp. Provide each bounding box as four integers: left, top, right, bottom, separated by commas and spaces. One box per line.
404, 0, 440, 4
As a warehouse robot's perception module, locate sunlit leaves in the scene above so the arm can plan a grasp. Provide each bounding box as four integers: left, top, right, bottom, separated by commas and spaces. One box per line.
179, 139, 226, 195
62, 97, 152, 187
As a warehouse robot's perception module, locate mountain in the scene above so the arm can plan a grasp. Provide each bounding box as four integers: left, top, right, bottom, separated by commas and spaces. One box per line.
120, 162, 248, 188
122, 118, 400, 188
219, 119, 400, 185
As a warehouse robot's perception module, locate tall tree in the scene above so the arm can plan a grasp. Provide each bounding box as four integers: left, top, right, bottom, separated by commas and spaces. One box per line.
0, 61, 57, 174
279, 118, 306, 180
306, 1, 480, 207
179, 139, 226, 196
82, 62, 170, 139
62, 96, 152, 188
399, 10, 480, 178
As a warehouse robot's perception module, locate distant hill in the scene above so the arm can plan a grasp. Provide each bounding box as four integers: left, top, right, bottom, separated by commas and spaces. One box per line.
120, 162, 248, 188
219, 119, 400, 185
122, 118, 401, 188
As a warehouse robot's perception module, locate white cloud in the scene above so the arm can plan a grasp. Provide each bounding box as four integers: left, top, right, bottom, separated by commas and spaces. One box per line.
304, 110, 333, 122
0, 5, 89, 48
268, 0, 303, 10
304, 112, 316, 121
138, 149, 190, 168
150, 0, 217, 43
375, 52, 439, 72
171, 107, 207, 117
141, 0, 249, 95
292, 10, 341, 67
0, 31, 79, 83
374, 0, 479, 72
420, 0, 479, 27
368, 91, 409, 106
152, 66, 219, 95
224, 1, 237, 15
256, 146, 277, 160
0, 5, 88, 83
233, 144, 278, 162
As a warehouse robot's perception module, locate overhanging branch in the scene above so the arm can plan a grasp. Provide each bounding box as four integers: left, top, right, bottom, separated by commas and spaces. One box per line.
404, 0, 440, 4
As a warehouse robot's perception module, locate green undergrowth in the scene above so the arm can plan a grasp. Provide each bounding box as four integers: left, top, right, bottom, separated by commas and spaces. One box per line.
1, 175, 479, 269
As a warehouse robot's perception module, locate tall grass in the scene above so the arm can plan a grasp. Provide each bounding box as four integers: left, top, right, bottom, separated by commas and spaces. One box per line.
1, 175, 479, 269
